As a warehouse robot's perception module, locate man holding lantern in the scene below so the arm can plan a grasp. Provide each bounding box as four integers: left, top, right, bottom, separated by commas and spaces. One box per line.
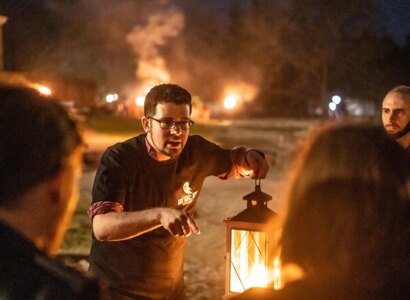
88, 83, 269, 299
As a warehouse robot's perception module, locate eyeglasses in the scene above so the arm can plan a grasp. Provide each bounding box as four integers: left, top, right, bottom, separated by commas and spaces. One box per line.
148, 117, 194, 130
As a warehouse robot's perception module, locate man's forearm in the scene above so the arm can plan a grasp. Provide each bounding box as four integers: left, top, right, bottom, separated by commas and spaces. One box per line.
92, 206, 200, 241
92, 209, 162, 241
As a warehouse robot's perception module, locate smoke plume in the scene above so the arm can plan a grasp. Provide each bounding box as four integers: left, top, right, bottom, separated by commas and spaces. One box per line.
126, 5, 184, 90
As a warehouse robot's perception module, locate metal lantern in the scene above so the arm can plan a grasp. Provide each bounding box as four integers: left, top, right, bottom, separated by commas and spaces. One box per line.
224, 180, 281, 296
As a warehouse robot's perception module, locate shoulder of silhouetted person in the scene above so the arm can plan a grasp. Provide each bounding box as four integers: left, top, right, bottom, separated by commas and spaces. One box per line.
0, 221, 104, 300
230, 274, 410, 300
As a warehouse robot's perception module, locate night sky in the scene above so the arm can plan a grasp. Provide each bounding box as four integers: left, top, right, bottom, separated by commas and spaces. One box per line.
377, 0, 410, 45
205, 0, 410, 45
1, 0, 409, 45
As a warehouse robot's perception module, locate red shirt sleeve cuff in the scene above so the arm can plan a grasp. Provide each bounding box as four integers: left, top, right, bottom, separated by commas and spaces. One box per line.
87, 201, 124, 222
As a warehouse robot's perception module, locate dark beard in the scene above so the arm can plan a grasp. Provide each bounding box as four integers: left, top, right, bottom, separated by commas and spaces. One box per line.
162, 145, 181, 158
148, 134, 182, 159
391, 121, 410, 139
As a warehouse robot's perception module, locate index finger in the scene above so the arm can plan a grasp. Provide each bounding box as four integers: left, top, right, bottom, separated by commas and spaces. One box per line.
187, 215, 200, 234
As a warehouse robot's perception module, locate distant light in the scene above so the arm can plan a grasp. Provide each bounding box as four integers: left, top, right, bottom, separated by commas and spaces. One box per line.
135, 96, 145, 107
331, 95, 341, 104
329, 102, 337, 111
38, 86, 51, 96
144, 86, 153, 94
105, 93, 118, 103
224, 95, 238, 110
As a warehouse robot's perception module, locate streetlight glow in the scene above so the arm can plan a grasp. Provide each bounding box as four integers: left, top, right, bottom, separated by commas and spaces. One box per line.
331, 95, 341, 104
329, 102, 337, 111
105, 93, 118, 103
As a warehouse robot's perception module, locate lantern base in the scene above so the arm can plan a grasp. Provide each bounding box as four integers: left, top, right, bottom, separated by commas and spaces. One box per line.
223, 287, 275, 299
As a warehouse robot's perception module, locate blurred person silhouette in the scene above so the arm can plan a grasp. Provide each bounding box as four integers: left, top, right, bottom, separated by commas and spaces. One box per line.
382, 85, 410, 153
0, 86, 102, 299
88, 83, 269, 299
233, 123, 410, 299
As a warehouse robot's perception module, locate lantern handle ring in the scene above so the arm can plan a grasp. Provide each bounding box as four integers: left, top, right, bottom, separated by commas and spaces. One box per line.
255, 178, 261, 188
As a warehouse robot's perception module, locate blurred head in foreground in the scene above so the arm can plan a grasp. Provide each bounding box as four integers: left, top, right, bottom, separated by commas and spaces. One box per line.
0, 86, 84, 255
281, 122, 410, 284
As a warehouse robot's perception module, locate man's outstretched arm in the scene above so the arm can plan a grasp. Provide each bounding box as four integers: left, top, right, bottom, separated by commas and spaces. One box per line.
91, 205, 200, 241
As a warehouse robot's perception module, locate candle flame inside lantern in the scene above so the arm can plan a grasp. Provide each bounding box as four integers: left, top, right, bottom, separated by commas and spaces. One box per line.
249, 263, 268, 287
230, 230, 269, 293
229, 229, 283, 293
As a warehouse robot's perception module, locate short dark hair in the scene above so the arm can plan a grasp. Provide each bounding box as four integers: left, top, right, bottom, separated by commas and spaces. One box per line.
0, 86, 83, 207
144, 84, 192, 116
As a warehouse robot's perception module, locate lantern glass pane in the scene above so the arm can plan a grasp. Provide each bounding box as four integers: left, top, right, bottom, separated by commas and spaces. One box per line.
229, 229, 268, 293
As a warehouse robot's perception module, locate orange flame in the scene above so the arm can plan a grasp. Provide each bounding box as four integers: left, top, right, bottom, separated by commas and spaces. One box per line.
229, 229, 283, 293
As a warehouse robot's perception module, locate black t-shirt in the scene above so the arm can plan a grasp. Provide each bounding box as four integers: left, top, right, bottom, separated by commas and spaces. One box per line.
89, 134, 232, 299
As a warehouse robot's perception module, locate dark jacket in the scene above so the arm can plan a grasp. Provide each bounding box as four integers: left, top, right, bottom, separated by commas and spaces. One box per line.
0, 221, 101, 300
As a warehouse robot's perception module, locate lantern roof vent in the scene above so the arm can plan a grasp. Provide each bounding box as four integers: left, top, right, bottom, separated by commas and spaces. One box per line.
243, 184, 272, 203
227, 180, 278, 224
